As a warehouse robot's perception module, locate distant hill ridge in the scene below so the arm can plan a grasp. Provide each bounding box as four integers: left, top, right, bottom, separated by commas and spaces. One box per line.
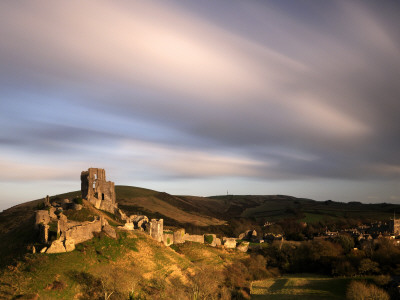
2, 185, 399, 237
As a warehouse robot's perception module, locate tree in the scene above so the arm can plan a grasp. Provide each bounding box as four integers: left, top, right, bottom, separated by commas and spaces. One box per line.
358, 258, 380, 275
334, 235, 355, 254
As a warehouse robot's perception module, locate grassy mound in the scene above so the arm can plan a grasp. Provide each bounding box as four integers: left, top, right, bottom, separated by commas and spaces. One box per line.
0, 230, 194, 299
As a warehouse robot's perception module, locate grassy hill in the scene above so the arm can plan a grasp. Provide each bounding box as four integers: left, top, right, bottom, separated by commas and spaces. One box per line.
0, 230, 221, 299
0, 186, 398, 299
116, 186, 226, 227
3, 186, 398, 236
2, 186, 399, 265
208, 195, 400, 223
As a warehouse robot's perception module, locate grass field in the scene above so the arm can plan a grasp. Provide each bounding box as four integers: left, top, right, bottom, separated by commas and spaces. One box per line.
301, 213, 329, 223
251, 274, 353, 299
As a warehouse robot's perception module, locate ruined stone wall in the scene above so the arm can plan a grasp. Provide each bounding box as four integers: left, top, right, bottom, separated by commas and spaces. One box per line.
39, 224, 49, 243
222, 237, 237, 249
184, 234, 204, 244
204, 234, 217, 247
149, 219, 163, 242
173, 228, 185, 244
163, 232, 174, 246
35, 210, 50, 230
65, 220, 102, 244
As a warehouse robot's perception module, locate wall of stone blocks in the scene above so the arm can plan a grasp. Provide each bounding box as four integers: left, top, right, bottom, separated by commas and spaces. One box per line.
65, 220, 102, 244
184, 234, 204, 244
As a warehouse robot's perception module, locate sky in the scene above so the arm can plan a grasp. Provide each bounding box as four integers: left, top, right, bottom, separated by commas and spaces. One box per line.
1, 1, 400, 211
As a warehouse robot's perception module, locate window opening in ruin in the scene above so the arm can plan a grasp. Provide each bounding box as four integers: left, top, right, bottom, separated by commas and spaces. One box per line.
93, 182, 96, 190
102, 193, 105, 200
94, 174, 97, 179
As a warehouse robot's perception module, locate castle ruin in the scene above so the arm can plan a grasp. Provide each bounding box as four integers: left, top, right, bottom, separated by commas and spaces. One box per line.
81, 168, 116, 213
34, 167, 244, 254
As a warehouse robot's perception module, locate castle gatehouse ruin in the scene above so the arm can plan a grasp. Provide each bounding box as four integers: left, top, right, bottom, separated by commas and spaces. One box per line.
81, 168, 116, 213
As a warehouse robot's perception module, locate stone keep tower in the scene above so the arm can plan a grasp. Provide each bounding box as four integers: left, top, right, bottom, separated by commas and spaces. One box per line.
81, 168, 116, 213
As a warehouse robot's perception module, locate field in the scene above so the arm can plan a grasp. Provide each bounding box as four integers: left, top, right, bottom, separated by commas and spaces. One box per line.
251, 274, 353, 299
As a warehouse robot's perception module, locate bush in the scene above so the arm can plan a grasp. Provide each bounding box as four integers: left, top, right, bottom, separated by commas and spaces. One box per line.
73, 197, 83, 205
204, 235, 214, 244
346, 281, 389, 300
246, 255, 269, 280
373, 274, 391, 286
358, 258, 380, 275
36, 202, 46, 210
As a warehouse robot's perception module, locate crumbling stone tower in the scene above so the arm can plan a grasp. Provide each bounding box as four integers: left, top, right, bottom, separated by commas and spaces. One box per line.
149, 219, 164, 242
81, 168, 116, 213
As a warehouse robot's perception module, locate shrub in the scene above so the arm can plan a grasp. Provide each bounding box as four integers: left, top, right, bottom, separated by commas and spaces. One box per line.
73, 197, 83, 205
204, 235, 214, 244
358, 258, 380, 275
246, 255, 269, 280
346, 281, 389, 300
36, 202, 46, 210
68, 271, 103, 299
373, 274, 391, 286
